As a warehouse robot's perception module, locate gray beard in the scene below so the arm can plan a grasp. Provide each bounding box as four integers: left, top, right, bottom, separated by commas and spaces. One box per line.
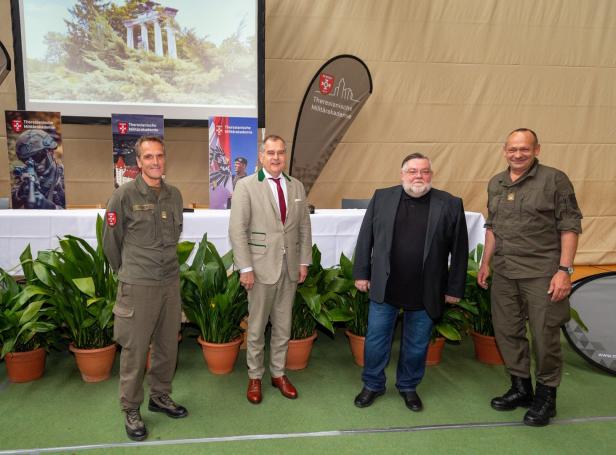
403, 182, 432, 198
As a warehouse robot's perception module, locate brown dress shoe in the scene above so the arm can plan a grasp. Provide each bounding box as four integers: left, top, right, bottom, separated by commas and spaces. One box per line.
271, 375, 298, 399
247, 378, 262, 404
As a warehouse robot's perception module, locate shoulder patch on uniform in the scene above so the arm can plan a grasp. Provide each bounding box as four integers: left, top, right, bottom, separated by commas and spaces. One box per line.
106, 211, 117, 227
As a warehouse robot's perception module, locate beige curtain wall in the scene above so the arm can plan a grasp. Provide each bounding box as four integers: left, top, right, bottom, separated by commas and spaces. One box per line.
1, 0, 615, 263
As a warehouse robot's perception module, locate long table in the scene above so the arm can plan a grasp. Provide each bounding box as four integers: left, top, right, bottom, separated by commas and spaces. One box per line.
0, 209, 485, 272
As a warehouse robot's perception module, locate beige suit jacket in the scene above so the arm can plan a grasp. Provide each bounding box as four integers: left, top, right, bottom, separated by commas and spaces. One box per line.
229, 169, 312, 284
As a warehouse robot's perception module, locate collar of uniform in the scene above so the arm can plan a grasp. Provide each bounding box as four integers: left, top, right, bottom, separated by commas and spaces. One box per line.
500, 158, 539, 187
258, 168, 291, 182
135, 173, 169, 198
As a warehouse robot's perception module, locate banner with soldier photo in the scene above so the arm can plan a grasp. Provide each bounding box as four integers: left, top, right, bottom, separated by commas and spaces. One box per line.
5, 110, 65, 209
111, 114, 164, 188
208, 116, 258, 209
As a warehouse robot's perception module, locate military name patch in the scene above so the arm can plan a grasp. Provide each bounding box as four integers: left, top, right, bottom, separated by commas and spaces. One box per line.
132, 204, 155, 211
106, 211, 117, 227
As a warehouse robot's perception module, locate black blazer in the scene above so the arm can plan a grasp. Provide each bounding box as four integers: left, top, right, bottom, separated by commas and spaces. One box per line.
353, 186, 468, 320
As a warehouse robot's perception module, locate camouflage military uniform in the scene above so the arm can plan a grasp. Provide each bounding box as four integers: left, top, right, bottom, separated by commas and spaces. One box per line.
11, 129, 65, 209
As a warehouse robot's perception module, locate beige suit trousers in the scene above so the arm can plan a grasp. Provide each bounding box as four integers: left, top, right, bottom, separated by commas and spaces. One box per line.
246, 257, 297, 379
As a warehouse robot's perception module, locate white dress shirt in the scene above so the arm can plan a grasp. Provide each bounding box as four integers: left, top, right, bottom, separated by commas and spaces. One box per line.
263, 168, 288, 217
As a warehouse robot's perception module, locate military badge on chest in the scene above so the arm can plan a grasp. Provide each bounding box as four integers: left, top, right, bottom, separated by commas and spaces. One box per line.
507, 192, 515, 202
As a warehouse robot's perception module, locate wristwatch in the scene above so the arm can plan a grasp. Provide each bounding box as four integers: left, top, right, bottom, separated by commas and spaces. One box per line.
558, 265, 574, 275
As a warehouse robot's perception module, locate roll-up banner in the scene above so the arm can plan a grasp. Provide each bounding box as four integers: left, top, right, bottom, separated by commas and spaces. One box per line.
111, 114, 164, 188
5, 110, 65, 209
208, 116, 259, 209
0, 40, 10, 86
290, 55, 372, 196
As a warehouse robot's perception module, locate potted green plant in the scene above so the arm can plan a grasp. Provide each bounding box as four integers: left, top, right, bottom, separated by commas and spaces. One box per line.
462, 244, 504, 365
326, 252, 369, 367
287, 245, 350, 370
180, 234, 248, 374
31, 215, 118, 381
426, 299, 477, 365
0, 267, 56, 383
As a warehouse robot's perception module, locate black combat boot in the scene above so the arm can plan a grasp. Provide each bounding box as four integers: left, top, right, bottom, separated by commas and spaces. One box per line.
491, 375, 534, 411
124, 408, 147, 441
524, 383, 557, 427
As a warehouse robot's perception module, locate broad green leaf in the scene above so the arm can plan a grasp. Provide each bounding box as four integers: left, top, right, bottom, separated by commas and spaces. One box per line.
19, 244, 34, 282
316, 311, 334, 334
436, 322, 462, 341
73, 277, 96, 298
18, 300, 44, 325
177, 241, 195, 266
33, 262, 53, 287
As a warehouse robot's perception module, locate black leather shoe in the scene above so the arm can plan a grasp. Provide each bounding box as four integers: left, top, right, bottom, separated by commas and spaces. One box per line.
354, 387, 385, 408
124, 409, 147, 441
148, 394, 188, 418
524, 383, 557, 427
400, 391, 423, 412
491, 375, 534, 411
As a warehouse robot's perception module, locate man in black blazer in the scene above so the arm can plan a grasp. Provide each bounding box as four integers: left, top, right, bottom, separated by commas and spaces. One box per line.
353, 153, 468, 411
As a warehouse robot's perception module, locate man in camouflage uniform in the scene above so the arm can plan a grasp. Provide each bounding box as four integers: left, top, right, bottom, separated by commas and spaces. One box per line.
232, 156, 248, 188
478, 128, 582, 427
103, 136, 187, 441
11, 129, 65, 209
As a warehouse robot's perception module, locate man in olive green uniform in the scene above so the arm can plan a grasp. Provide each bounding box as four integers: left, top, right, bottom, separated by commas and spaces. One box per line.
478, 128, 582, 427
103, 136, 188, 441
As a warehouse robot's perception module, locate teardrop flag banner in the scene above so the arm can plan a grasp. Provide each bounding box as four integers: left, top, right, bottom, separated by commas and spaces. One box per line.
290, 55, 372, 196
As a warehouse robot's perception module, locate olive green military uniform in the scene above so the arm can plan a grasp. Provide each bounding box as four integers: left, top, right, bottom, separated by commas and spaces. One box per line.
486, 159, 582, 387
103, 174, 183, 411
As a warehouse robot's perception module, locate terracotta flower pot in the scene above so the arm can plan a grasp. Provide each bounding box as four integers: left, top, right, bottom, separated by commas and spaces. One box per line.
69, 343, 117, 382
4, 347, 46, 383
345, 330, 365, 367
425, 337, 445, 366
471, 331, 505, 365
197, 336, 241, 374
286, 331, 317, 370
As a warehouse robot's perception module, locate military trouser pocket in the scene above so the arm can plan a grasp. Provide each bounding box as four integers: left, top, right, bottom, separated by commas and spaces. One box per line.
113, 282, 134, 346
546, 298, 571, 328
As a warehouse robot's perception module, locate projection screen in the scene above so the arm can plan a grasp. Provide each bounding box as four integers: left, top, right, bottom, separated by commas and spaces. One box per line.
11, 0, 264, 125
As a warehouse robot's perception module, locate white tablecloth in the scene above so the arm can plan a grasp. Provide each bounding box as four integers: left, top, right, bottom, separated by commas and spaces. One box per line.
0, 209, 485, 272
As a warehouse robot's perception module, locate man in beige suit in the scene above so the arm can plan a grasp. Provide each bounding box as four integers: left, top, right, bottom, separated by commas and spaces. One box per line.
229, 134, 312, 404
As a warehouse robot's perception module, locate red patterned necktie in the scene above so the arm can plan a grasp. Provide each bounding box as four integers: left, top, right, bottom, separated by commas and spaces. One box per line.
269, 177, 286, 224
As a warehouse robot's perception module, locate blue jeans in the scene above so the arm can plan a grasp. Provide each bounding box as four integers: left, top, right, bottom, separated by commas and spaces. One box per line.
362, 300, 433, 393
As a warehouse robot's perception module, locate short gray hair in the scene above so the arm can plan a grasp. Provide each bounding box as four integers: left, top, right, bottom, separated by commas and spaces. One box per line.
135, 136, 165, 158
260, 134, 286, 152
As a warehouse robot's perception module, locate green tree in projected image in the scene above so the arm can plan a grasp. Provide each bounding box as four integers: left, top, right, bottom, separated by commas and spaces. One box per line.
28, 0, 256, 105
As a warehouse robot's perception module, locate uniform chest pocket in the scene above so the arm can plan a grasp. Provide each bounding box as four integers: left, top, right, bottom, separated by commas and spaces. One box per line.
129, 209, 156, 245
522, 190, 554, 214
160, 209, 180, 245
